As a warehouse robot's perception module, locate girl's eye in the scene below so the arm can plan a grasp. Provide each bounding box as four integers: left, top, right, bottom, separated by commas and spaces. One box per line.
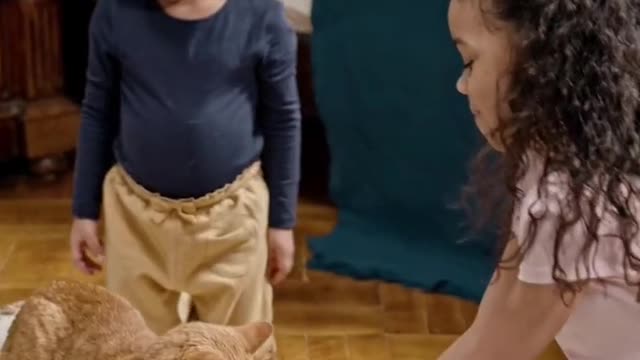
463, 60, 474, 71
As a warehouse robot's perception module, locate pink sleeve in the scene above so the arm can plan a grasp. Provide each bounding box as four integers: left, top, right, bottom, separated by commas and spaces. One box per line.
512, 187, 562, 284
512, 178, 635, 285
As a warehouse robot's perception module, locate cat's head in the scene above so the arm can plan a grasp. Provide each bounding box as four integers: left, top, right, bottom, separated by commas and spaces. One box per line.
142, 321, 273, 360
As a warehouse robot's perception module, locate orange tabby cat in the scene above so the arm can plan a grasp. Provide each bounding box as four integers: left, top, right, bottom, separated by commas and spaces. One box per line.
0, 280, 273, 360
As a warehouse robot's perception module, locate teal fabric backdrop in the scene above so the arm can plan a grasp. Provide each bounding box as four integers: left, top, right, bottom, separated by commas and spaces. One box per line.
306, 0, 496, 302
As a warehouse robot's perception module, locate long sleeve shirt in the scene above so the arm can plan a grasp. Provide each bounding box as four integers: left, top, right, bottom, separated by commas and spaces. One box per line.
72, 0, 302, 229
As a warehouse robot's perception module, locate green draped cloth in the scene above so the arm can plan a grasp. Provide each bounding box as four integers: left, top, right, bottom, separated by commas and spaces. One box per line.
306, 0, 496, 302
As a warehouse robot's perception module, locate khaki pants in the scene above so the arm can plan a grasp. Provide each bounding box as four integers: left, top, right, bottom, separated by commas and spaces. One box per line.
102, 163, 273, 339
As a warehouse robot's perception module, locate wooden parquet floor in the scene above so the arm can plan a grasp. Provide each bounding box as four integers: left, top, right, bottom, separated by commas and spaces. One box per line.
0, 172, 566, 359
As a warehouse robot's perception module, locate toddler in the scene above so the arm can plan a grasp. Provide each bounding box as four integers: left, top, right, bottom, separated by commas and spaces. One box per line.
68, 0, 301, 357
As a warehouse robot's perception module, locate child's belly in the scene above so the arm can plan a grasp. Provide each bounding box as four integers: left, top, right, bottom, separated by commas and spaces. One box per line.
116, 111, 263, 200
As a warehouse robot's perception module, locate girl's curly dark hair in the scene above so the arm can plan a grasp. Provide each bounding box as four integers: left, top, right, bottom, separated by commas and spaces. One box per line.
463, 0, 640, 299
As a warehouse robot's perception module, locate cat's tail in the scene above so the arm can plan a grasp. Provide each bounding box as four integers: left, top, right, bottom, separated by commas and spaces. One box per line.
0, 302, 24, 316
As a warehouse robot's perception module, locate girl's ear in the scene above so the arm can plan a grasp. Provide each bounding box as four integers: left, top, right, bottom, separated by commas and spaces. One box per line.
235, 321, 273, 354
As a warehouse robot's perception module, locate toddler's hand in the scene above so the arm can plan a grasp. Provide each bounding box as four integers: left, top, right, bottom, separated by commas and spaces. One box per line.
69, 218, 104, 275
266, 228, 295, 285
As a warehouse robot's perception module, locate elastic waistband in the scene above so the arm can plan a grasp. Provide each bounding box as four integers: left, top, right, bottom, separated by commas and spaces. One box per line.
112, 162, 262, 212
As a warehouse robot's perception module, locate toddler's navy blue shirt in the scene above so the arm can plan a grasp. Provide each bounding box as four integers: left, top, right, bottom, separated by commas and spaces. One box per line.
72, 0, 301, 228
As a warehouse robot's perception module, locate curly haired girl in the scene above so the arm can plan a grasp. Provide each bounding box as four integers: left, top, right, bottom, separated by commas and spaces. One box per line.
440, 0, 640, 359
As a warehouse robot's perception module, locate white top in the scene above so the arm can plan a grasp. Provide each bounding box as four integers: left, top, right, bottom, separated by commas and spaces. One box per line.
0, 312, 16, 349
513, 157, 640, 359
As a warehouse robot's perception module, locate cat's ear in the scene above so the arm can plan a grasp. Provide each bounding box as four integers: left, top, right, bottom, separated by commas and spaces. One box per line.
235, 321, 273, 354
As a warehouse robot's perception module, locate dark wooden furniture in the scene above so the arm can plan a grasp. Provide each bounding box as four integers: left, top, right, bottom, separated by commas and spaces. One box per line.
285, 7, 331, 202
0, 0, 81, 178
1, 1, 330, 196
286, 6, 317, 120
0, 103, 21, 162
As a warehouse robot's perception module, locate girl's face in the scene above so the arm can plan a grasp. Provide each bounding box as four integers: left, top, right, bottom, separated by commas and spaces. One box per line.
448, 0, 514, 151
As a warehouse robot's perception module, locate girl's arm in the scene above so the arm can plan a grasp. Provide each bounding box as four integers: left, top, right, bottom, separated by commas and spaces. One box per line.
438, 241, 579, 360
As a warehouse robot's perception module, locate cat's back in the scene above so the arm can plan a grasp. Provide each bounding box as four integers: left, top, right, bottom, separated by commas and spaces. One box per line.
34, 280, 129, 317
24, 280, 147, 334
1, 281, 149, 360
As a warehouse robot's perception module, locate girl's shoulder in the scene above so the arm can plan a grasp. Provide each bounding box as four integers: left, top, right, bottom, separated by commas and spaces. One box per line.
512, 154, 640, 285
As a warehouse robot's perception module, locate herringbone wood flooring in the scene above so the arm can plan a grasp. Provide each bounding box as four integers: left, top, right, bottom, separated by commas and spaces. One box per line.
0, 171, 566, 359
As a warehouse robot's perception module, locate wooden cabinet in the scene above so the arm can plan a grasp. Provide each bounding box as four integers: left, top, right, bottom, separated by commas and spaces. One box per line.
285, 6, 331, 201
285, 6, 316, 120
0, 0, 80, 176
0, 0, 329, 190
0, 0, 63, 99
0, 103, 21, 161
